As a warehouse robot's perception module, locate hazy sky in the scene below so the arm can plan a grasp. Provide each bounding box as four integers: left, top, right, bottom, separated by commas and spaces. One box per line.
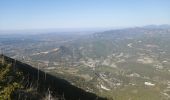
0, 0, 170, 30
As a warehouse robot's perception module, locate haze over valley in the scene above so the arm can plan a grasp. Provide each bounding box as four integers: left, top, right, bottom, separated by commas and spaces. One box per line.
1, 25, 170, 99
0, 0, 170, 100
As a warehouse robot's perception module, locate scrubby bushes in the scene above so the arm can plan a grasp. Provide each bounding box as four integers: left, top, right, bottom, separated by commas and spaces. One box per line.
0, 60, 23, 100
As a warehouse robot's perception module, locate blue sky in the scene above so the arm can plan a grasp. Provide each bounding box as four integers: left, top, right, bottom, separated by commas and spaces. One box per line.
0, 0, 170, 30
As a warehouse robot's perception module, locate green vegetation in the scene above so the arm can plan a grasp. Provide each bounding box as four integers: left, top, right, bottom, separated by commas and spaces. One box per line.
0, 59, 23, 100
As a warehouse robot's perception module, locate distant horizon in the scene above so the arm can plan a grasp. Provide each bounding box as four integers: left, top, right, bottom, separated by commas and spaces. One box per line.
0, 24, 169, 35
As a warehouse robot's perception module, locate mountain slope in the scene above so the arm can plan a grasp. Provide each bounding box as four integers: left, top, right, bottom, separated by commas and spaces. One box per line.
0, 54, 107, 100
